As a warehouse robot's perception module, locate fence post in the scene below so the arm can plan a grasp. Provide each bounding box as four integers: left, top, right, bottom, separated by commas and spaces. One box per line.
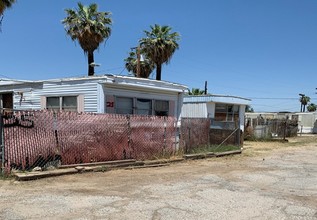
0, 113, 5, 175
174, 118, 180, 153
236, 119, 241, 147
126, 115, 131, 153
207, 118, 211, 147
187, 119, 191, 153
283, 118, 288, 141
163, 117, 167, 151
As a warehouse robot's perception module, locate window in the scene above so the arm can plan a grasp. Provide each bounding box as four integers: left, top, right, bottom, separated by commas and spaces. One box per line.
136, 99, 152, 115
154, 100, 169, 116
47, 97, 60, 111
215, 104, 239, 122
46, 96, 77, 112
116, 97, 133, 114
115, 97, 169, 116
62, 96, 77, 111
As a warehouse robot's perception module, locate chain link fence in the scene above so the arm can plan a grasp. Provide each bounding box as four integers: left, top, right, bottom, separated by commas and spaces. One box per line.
179, 118, 241, 154
0, 110, 178, 174
245, 118, 298, 140
1, 110, 243, 174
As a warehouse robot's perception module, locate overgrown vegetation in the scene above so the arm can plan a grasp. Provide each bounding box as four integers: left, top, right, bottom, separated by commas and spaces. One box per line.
189, 145, 241, 154
0, 171, 13, 180
97, 165, 109, 172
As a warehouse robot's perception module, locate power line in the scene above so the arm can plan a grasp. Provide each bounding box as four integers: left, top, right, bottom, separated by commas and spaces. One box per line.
248, 97, 298, 100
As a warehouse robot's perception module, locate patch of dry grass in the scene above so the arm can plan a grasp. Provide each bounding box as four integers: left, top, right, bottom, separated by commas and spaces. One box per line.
242, 135, 317, 158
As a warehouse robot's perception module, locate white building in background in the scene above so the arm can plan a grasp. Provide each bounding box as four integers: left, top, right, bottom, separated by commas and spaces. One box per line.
245, 112, 317, 134
181, 95, 251, 131
0, 75, 187, 119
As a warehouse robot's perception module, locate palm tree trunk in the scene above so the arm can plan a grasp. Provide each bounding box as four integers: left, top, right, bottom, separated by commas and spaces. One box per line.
88, 51, 94, 76
156, 63, 162, 80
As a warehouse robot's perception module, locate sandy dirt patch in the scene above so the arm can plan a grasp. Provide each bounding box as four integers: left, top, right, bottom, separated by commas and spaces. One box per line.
0, 135, 316, 219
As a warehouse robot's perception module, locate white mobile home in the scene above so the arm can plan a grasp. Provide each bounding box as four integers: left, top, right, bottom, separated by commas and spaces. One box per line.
0, 75, 187, 118
181, 95, 251, 131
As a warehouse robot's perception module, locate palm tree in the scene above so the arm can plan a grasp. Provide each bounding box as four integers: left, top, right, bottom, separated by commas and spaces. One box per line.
139, 24, 180, 80
0, 0, 15, 29
299, 95, 310, 112
245, 105, 254, 113
0, 0, 15, 15
62, 2, 112, 76
124, 49, 155, 78
188, 88, 205, 95
307, 103, 316, 112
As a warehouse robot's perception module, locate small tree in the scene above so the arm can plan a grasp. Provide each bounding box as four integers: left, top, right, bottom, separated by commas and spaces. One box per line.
124, 48, 155, 78
307, 103, 317, 112
188, 88, 205, 95
245, 105, 254, 113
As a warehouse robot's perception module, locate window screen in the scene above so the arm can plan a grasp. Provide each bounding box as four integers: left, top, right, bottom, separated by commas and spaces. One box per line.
116, 97, 133, 114
136, 99, 152, 115
154, 100, 169, 116
62, 96, 77, 111
46, 97, 60, 111
47, 96, 77, 112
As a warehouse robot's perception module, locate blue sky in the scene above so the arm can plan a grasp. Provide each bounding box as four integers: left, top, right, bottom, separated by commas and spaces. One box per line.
1, 0, 317, 112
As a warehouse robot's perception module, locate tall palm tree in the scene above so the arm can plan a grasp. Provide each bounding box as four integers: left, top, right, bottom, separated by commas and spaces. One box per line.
0, 0, 15, 15
62, 2, 112, 76
124, 48, 155, 78
140, 24, 180, 80
0, 0, 15, 29
299, 95, 310, 112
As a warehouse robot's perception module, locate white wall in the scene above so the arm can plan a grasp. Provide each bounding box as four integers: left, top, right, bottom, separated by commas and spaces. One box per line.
296, 113, 317, 133
2, 77, 187, 116
206, 102, 215, 118
239, 105, 246, 132
181, 103, 208, 118
104, 86, 181, 117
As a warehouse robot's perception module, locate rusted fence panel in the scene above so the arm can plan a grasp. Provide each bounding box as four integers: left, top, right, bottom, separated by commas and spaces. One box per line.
179, 118, 211, 153
180, 118, 242, 154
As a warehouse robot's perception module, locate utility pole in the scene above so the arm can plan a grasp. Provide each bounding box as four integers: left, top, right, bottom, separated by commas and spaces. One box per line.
204, 81, 208, 95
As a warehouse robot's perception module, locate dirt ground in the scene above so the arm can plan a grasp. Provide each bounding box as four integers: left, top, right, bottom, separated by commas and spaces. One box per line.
0, 135, 317, 220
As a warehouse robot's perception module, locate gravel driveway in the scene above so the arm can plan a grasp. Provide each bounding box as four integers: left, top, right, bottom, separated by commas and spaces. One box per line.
0, 136, 316, 220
